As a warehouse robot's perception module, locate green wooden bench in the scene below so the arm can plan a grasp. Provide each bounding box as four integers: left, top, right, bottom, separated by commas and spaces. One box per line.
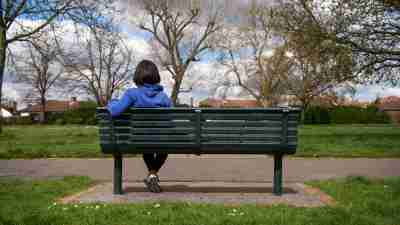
96, 107, 300, 196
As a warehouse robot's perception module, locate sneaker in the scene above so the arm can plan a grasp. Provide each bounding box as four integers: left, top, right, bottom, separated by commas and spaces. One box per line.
144, 174, 162, 193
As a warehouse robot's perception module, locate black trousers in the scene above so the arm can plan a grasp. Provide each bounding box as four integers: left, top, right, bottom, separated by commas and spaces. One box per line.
143, 153, 168, 172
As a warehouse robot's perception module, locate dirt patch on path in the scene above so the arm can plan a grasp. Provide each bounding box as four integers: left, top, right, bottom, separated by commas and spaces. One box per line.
59, 182, 335, 207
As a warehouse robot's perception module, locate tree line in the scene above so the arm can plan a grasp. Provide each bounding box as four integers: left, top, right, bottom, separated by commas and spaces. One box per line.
0, 0, 399, 128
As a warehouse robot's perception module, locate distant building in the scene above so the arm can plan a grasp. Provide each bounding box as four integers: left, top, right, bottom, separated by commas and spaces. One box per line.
1, 100, 17, 115
377, 96, 400, 123
27, 97, 79, 113
0, 108, 13, 118
0, 100, 17, 120
21, 97, 80, 121
199, 96, 302, 108
199, 98, 259, 108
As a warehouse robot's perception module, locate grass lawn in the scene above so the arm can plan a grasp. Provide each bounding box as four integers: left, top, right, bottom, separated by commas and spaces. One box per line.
0, 124, 400, 158
297, 124, 400, 157
0, 125, 101, 158
0, 176, 399, 225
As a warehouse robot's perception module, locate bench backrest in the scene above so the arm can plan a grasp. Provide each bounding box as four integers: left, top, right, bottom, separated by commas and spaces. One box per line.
96, 107, 300, 154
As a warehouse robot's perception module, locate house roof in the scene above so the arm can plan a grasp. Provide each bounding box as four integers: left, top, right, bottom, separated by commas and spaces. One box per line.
28, 100, 80, 113
200, 98, 259, 108
380, 96, 400, 106
222, 99, 259, 108
378, 96, 400, 111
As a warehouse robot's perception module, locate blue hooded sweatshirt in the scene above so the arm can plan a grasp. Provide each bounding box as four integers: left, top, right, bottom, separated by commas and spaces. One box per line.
107, 83, 172, 117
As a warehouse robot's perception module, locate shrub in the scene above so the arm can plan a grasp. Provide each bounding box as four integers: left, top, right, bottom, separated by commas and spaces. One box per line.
199, 102, 212, 108
54, 118, 66, 125
303, 105, 390, 124
47, 112, 64, 124
303, 106, 330, 124
63, 101, 98, 125
14, 116, 33, 125
45, 101, 98, 125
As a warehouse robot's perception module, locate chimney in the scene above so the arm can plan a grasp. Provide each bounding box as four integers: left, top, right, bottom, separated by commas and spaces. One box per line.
69, 97, 79, 109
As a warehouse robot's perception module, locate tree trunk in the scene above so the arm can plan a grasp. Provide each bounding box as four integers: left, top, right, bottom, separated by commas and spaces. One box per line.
0, 29, 7, 133
258, 98, 272, 108
300, 99, 310, 124
170, 74, 184, 106
40, 94, 47, 124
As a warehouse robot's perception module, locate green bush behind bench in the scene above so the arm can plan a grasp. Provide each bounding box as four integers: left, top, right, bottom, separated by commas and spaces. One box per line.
50, 104, 394, 125
47, 101, 98, 125
303, 105, 390, 124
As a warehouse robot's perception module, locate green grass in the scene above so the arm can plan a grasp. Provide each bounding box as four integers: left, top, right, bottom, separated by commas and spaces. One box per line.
297, 124, 400, 157
1, 124, 400, 158
0, 125, 101, 158
0, 176, 399, 225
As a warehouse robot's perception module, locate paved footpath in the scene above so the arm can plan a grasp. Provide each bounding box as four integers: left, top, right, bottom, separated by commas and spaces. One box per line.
1, 155, 400, 182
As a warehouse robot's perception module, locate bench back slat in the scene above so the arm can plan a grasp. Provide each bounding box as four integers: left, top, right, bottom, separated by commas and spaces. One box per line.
96, 107, 300, 154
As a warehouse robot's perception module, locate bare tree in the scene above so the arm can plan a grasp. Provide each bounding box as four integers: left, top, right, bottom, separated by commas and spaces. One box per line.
14, 32, 64, 123
135, 0, 221, 104
273, 0, 400, 84
0, 0, 107, 132
215, 8, 292, 107
59, 24, 135, 106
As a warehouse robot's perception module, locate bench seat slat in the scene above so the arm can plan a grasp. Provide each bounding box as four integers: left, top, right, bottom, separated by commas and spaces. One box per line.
100, 127, 130, 134
202, 137, 282, 143
132, 127, 195, 134
202, 121, 283, 127
100, 144, 297, 154
203, 127, 282, 134
131, 113, 195, 120
202, 133, 283, 138
132, 121, 195, 127
100, 143, 197, 149
201, 113, 283, 120
131, 134, 196, 141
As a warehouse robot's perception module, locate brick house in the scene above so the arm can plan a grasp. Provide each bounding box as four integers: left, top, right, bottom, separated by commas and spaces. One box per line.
199, 98, 259, 108
199, 95, 300, 108
23, 97, 80, 121
377, 96, 400, 123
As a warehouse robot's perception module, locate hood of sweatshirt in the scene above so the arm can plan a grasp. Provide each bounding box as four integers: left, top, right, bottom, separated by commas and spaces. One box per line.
141, 83, 164, 97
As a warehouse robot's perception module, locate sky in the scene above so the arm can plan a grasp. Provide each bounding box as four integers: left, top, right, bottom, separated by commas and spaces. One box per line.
3, 0, 400, 108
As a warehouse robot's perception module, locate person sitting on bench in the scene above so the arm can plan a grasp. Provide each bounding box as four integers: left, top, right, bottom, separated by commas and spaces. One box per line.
106, 59, 172, 193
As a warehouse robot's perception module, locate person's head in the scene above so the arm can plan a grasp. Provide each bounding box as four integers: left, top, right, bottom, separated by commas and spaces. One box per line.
133, 60, 161, 86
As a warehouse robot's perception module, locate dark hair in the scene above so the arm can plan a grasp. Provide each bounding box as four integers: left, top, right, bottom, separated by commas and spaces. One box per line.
133, 60, 161, 86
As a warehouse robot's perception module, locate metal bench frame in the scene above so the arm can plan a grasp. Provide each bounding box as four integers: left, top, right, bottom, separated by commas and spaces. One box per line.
96, 107, 300, 196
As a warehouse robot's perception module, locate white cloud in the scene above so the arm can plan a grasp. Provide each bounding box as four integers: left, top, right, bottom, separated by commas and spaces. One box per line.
354, 85, 400, 101
124, 36, 152, 59
3, 82, 21, 102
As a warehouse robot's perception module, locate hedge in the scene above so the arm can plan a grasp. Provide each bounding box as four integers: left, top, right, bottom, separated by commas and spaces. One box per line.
303, 105, 390, 124
47, 101, 98, 125
7, 103, 391, 126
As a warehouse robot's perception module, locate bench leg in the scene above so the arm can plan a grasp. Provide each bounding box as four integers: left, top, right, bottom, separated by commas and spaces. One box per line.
113, 153, 123, 195
273, 154, 283, 196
